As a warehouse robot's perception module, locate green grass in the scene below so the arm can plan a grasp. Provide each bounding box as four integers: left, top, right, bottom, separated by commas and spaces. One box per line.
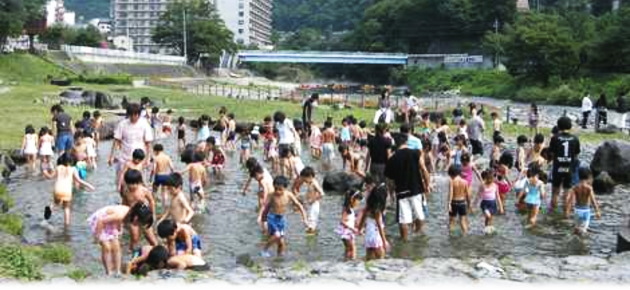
0, 185, 14, 210
66, 268, 90, 282
26, 244, 73, 264
0, 214, 23, 236
0, 243, 73, 280
0, 53, 72, 84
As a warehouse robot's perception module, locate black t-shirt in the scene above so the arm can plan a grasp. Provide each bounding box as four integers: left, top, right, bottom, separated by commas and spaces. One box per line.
549, 132, 580, 173
302, 99, 313, 121
384, 148, 424, 198
453, 108, 463, 117
53, 113, 72, 133
368, 135, 391, 164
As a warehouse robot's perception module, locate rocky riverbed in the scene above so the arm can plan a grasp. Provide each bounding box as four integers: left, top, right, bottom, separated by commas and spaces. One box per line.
1, 252, 629, 284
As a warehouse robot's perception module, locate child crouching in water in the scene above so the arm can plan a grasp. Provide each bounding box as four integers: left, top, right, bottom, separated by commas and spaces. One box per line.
258, 176, 308, 257
357, 183, 389, 260
335, 189, 363, 260
44, 153, 95, 227
87, 203, 152, 276
564, 167, 601, 236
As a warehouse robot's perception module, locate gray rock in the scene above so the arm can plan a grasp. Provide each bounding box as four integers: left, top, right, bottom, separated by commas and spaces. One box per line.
593, 171, 616, 195
596, 124, 620, 134
591, 140, 630, 184
216, 266, 258, 284
514, 256, 560, 278
49, 277, 77, 284
322, 171, 363, 194
42, 263, 72, 279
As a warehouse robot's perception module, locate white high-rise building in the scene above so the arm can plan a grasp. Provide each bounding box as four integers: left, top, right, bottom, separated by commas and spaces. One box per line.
215, 0, 273, 47
45, 0, 76, 27
110, 0, 171, 53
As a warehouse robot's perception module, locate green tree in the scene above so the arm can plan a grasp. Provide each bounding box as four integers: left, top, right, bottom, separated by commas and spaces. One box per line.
39, 24, 77, 49
22, 0, 46, 51
153, 0, 236, 66
0, 0, 26, 49
589, 7, 630, 72
71, 25, 102, 47
502, 13, 581, 84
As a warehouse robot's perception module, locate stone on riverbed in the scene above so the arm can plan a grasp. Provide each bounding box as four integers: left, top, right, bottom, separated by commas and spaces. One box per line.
591, 140, 630, 184
322, 171, 363, 194
98, 120, 118, 140
593, 171, 616, 195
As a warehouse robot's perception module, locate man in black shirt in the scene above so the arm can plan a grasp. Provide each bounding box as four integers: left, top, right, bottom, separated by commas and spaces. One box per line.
365, 123, 392, 184
50, 104, 74, 155
302, 93, 319, 137
549, 116, 580, 213
384, 134, 431, 241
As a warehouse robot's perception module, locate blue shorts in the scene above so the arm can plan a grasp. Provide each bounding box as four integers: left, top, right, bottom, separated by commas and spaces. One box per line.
76, 162, 87, 180
176, 235, 202, 252
56, 132, 74, 153
267, 213, 286, 237
154, 174, 169, 187
481, 200, 498, 215
575, 206, 591, 231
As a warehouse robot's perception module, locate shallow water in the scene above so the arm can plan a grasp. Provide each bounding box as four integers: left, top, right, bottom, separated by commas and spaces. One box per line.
5, 128, 630, 274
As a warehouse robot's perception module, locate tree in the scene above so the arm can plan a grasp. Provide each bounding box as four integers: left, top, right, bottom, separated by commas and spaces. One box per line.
589, 7, 630, 72
39, 24, 77, 49
22, 0, 46, 51
0, 0, 26, 49
153, 0, 236, 66
71, 25, 102, 47
502, 13, 581, 84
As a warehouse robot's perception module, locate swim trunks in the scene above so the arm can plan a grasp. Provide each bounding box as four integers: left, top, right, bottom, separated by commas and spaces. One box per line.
176, 235, 202, 253
154, 174, 169, 187
267, 213, 286, 237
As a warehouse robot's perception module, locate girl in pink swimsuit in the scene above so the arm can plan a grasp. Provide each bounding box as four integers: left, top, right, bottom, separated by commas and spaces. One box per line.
335, 189, 363, 260
460, 152, 481, 187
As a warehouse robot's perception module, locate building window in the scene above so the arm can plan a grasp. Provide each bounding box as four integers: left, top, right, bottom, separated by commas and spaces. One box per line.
238, 29, 244, 34
238, 20, 244, 25
237, 38, 244, 44
239, 11, 244, 17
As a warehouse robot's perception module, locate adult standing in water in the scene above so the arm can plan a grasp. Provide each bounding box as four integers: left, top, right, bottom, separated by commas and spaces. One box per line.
108, 103, 154, 180
467, 110, 485, 159
385, 134, 431, 242
374, 89, 394, 124
302, 93, 319, 138
365, 123, 392, 185
274, 111, 299, 177
50, 104, 74, 155
595, 93, 608, 128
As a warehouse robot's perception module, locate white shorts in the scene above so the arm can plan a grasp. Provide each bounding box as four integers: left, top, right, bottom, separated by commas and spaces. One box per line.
307, 201, 320, 229
398, 194, 425, 224
322, 143, 334, 162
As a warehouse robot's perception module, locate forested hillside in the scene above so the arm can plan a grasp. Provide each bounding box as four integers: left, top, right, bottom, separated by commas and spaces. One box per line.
65, 0, 110, 21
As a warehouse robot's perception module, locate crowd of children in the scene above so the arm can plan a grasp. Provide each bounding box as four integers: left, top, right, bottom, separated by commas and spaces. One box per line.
18, 97, 604, 276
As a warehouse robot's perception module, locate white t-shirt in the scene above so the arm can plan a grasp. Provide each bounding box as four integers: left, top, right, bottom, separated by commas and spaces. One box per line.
582, 97, 593, 112
114, 118, 154, 162
277, 119, 296, 145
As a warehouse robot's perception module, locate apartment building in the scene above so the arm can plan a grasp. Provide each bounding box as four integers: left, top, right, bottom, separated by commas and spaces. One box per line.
110, 0, 171, 53
216, 0, 273, 47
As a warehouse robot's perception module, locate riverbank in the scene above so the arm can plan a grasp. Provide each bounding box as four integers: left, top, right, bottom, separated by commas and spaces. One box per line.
0, 252, 629, 284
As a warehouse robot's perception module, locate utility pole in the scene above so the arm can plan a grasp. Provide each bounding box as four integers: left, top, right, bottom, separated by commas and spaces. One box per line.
183, 8, 188, 62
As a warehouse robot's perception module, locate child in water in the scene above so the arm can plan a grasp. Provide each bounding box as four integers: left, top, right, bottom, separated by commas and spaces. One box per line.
517, 167, 546, 228
237, 128, 252, 165
335, 189, 363, 260
127, 245, 208, 276
564, 167, 601, 236
292, 167, 325, 234
357, 183, 389, 260
447, 165, 471, 235
475, 169, 504, 234
87, 203, 152, 276
338, 143, 365, 178
38, 126, 55, 175
123, 169, 158, 254
117, 149, 147, 203
44, 153, 95, 227
180, 151, 209, 211
258, 176, 308, 257
309, 121, 322, 160
151, 144, 174, 210
177, 116, 187, 154
22, 125, 39, 172
84, 129, 97, 170
460, 152, 482, 188
158, 173, 194, 224
157, 219, 202, 257
91, 110, 103, 150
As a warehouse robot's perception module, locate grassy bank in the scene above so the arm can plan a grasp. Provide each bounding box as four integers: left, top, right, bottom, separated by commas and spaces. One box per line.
403, 68, 630, 107
0, 53, 73, 84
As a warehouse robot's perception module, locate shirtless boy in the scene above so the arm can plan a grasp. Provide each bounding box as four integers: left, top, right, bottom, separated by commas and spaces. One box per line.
292, 167, 325, 233
565, 167, 601, 236
180, 151, 209, 211
151, 144, 174, 210
447, 165, 471, 235
124, 169, 158, 254
258, 176, 309, 257
117, 149, 146, 203
158, 173, 194, 224
321, 120, 336, 165
157, 219, 202, 257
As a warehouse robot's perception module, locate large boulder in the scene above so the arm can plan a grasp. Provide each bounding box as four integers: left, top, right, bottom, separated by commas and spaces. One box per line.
596, 124, 620, 134
591, 140, 630, 183
592, 171, 616, 195
618, 220, 630, 253
98, 120, 118, 140
322, 171, 363, 194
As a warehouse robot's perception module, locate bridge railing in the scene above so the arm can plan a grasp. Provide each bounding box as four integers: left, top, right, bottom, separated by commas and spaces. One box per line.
61, 45, 186, 66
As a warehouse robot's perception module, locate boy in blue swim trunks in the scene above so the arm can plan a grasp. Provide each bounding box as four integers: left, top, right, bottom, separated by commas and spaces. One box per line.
257, 176, 308, 257
564, 167, 601, 236
157, 219, 202, 257
151, 144, 174, 210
